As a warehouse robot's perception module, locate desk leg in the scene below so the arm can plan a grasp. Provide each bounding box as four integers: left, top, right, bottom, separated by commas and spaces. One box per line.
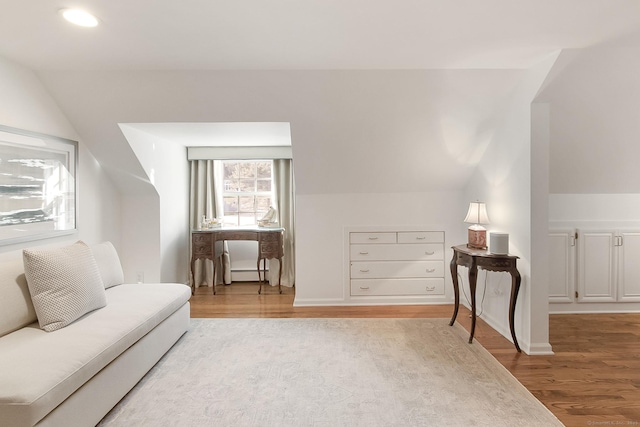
257, 257, 263, 295
212, 258, 217, 295
509, 270, 522, 352
449, 254, 459, 326
190, 257, 196, 296
468, 263, 478, 344
278, 257, 283, 294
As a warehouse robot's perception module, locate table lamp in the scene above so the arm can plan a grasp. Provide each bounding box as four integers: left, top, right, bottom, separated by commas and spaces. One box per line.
464, 201, 490, 249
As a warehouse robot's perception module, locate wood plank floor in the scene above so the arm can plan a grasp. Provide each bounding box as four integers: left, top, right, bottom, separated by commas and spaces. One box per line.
190, 283, 640, 427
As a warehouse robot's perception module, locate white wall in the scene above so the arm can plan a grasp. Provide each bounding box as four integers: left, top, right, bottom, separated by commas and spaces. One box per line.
119, 124, 190, 283
0, 56, 121, 263
462, 53, 559, 355
36, 69, 524, 303
540, 49, 640, 314
295, 191, 467, 304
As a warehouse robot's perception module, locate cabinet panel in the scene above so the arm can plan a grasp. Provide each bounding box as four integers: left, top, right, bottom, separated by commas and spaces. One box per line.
351, 261, 443, 279
618, 231, 640, 302
549, 230, 575, 303
577, 230, 616, 302
351, 278, 444, 296
350, 243, 444, 261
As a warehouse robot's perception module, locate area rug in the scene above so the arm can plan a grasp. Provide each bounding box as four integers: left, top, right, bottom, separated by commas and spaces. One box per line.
98, 318, 564, 427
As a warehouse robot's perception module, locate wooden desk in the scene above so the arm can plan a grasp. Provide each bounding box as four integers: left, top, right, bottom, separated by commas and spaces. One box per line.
191, 226, 284, 295
449, 244, 522, 352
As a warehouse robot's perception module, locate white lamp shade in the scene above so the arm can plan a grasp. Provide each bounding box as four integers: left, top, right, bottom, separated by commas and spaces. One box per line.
464, 202, 490, 225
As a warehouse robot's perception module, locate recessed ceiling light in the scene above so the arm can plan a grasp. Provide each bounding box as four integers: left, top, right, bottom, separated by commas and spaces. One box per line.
60, 9, 99, 27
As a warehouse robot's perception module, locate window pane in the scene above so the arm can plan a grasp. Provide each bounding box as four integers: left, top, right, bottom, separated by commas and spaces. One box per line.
239, 196, 255, 212
257, 179, 271, 192
224, 196, 238, 213
239, 162, 256, 179
239, 179, 256, 192
224, 179, 239, 192
224, 162, 239, 180
256, 162, 271, 179
239, 213, 256, 226
256, 196, 271, 212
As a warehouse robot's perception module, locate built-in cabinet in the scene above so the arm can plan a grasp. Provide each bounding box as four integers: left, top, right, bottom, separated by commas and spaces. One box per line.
348, 230, 445, 298
550, 228, 640, 308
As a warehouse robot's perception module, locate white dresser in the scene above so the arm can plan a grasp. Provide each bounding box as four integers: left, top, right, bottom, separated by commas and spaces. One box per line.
348, 230, 446, 297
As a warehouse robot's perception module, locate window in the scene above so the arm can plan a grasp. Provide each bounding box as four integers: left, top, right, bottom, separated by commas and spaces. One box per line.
222, 160, 273, 226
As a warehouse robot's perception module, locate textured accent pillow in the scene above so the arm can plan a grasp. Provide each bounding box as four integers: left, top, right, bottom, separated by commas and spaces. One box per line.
91, 241, 125, 289
23, 241, 107, 332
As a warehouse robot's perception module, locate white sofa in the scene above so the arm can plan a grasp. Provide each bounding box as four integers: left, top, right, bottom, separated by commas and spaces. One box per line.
0, 241, 191, 427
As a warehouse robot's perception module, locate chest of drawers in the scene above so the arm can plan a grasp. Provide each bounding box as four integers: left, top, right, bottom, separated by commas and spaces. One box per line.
348, 230, 445, 297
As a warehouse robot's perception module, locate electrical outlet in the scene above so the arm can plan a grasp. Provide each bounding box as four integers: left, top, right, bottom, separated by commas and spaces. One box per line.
136, 271, 144, 283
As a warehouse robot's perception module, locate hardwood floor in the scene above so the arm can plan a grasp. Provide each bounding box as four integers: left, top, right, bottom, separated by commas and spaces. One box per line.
190, 283, 640, 427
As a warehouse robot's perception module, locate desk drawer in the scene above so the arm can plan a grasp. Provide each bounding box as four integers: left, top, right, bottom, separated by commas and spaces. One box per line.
351, 278, 445, 296
192, 233, 212, 255
350, 261, 444, 279
350, 243, 443, 261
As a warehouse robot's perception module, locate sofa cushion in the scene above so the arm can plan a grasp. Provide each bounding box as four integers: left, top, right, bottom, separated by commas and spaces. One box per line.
0, 258, 37, 338
0, 283, 191, 427
23, 241, 107, 332
91, 241, 125, 289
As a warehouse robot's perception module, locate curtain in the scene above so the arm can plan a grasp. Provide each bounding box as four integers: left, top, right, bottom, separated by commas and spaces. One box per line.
269, 159, 295, 287
189, 160, 231, 288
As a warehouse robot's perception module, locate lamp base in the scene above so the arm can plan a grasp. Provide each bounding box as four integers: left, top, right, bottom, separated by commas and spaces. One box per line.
467, 228, 487, 250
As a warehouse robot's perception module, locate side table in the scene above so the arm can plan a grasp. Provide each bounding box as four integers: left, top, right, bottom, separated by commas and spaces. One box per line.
449, 244, 522, 352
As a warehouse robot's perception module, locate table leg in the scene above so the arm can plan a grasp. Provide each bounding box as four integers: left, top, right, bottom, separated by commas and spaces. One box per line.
468, 263, 478, 344
449, 254, 460, 326
509, 270, 522, 352
278, 257, 283, 294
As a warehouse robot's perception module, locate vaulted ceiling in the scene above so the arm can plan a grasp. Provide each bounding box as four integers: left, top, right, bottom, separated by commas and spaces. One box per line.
2, 1, 640, 195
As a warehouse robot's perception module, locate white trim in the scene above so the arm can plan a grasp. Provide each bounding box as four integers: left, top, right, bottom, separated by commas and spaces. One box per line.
187, 146, 292, 160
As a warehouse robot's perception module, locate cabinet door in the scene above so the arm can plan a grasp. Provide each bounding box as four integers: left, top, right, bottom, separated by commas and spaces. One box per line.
617, 231, 640, 302
577, 230, 616, 302
549, 230, 575, 303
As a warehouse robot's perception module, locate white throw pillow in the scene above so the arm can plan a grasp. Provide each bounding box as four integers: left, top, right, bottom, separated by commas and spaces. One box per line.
91, 241, 125, 289
23, 241, 107, 332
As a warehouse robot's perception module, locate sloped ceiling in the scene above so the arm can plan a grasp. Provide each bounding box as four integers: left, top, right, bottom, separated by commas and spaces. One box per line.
3, 1, 640, 195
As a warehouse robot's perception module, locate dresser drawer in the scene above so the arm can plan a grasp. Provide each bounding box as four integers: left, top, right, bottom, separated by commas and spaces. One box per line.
350, 244, 444, 261
350, 261, 444, 279
350, 232, 396, 244
351, 278, 445, 296
397, 231, 444, 244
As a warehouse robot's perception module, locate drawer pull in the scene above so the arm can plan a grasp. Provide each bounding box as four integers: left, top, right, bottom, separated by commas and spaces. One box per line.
368, 237, 379, 240
426, 268, 436, 273
359, 286, 370, 290
359, 269, 370, 273
425, 251, 435, 255
416, 236, 426, 240
359, 251, 369, 255
426, 286, 436, 291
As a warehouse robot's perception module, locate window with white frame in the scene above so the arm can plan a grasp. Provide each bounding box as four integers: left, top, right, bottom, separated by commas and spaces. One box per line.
222, 160, 273, 226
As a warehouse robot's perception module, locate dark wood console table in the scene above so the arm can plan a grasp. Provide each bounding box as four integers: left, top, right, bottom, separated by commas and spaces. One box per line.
191, 226, 284, 295
449, 244, 521, 352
